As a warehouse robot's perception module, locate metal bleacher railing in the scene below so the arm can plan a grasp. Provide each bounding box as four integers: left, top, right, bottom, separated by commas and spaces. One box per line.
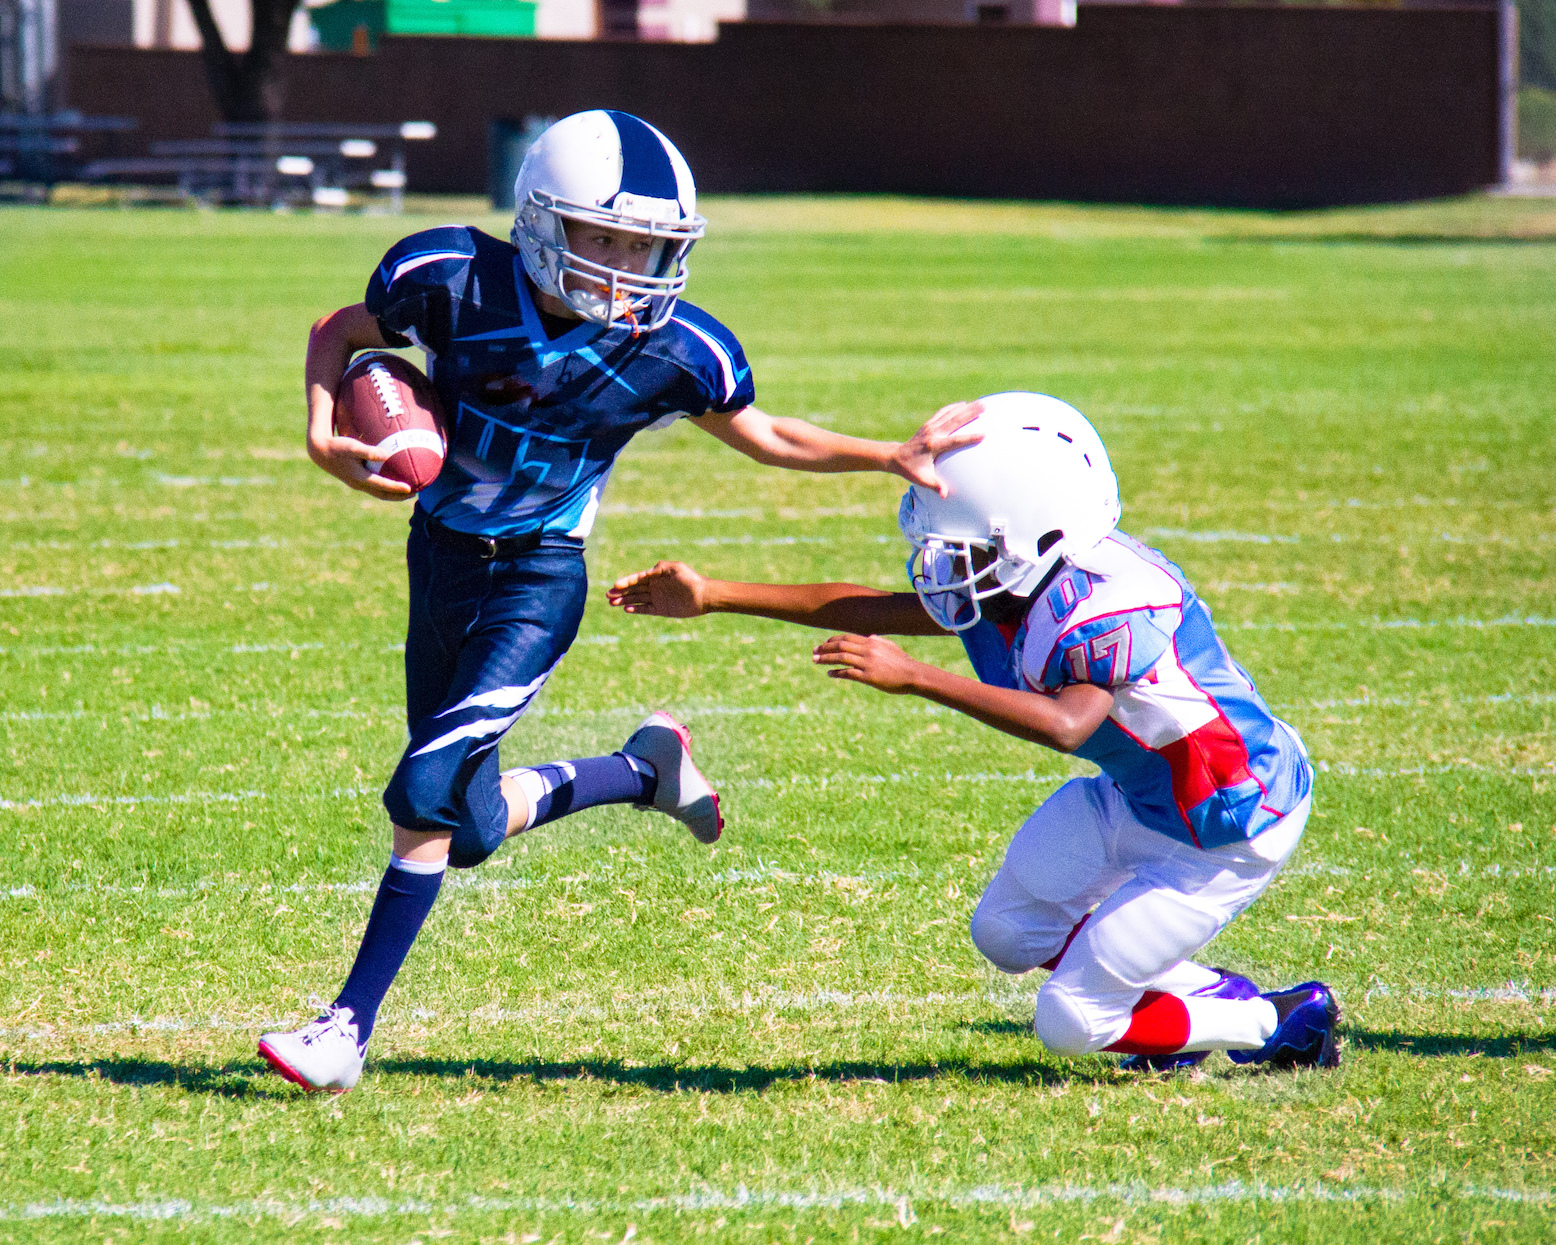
1, 115, 436, 210
0, 112, 138, 196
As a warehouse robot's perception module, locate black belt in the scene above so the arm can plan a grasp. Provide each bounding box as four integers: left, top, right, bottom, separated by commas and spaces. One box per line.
425, 517, 544, 561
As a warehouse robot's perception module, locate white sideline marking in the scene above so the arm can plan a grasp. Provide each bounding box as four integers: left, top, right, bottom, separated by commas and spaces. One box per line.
0, 771, 1066, 814
0, 1181, 1549, 1224
1364, 984, 1556, 1005
1295, 690, 1556, 710
1142, 527, 1301, 545
1314, 760, 1555, 778
0, 754, 1546, 816
5, 690, 1551, 729
1204, 581, 1301, 595
603, 534, 895, 548
0, 583, 179, 599
0, 640, 330, 658
5, 687, 1553, 728
601, 504, 763, 519
0, 860, 926, 907
3, 850, 1546, 909
4, 537, 403, 552
153, 474, 272, 488
0, 786, 373, 812
1233, 615, 1556, 633
6, 614, 1556, 662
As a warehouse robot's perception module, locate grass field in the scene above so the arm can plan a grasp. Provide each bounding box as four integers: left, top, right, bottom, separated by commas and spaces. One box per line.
0, 194, 1553, 1243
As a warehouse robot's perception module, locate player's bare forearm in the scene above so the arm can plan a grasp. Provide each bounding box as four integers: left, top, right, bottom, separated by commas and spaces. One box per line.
708, 580, 947, 635
303, 304, 411, 499
607, 562, 948, 636
696, 407, 894, 472
696, 401, 983, 497
813, 634, 1115, 753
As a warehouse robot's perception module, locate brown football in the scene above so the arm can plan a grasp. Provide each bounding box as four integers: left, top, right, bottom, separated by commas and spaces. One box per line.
334, 352, 448, 492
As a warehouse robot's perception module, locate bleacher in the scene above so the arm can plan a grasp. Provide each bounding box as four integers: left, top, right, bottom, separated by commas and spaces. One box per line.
1, 115, 436, 210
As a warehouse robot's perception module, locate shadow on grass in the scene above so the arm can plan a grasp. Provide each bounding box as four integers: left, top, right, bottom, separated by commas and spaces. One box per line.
9, 1054, 1107, 1095
25, 1030, 1550, 1097
373, 1054, 1101, 1093
1345, 1029, 1556, 1058
8, 1057, 293, 1098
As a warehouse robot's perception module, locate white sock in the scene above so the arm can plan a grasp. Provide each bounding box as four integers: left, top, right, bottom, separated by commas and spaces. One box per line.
1178, 997, 1279, 1052
389, 853, 447, 876
1148, 961, 1223, 996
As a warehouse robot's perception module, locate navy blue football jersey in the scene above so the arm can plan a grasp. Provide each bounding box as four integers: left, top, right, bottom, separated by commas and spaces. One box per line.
364, 226, 755, 537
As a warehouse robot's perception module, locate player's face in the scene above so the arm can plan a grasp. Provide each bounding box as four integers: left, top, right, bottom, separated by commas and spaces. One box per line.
562, 220, 659, 277
967, 545, 1031, 627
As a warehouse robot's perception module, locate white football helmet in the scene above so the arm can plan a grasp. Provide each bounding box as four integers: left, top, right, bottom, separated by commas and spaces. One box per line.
898, 392, 1122, 632
512, 110, 706, 333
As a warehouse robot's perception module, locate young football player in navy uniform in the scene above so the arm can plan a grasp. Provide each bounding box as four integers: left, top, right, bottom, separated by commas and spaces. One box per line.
608, 392, 1342, 1072
259, 111, 976, 1091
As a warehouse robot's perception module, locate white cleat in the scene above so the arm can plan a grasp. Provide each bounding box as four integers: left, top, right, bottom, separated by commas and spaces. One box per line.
622, 712, 723, 844
258, 1005, 365, 1093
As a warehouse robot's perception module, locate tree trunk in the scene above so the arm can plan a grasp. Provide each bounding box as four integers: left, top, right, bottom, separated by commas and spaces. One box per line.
185, 0, 302, 124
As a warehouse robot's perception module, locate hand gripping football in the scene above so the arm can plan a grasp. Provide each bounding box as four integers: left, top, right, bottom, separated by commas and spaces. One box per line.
334, 352, 448, 492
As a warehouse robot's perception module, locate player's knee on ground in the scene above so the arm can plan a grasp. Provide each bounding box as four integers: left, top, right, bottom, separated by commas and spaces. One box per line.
970, 905, 1045, 975
1033, 980, 1112, 1057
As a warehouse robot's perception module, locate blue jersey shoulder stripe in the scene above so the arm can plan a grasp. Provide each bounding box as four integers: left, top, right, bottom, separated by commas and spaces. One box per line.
671, 314, 741, 403
382, 249, 473, 289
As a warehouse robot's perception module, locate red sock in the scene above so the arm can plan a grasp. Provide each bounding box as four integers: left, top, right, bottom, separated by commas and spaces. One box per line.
1039, 913, 1091, 972
1103, 991, 1191, 1056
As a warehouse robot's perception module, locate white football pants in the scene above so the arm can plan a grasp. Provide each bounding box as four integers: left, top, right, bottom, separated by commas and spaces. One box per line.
969, 775, 1308, 1056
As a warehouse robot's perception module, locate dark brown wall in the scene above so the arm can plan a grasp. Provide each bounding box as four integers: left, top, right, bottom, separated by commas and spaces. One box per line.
68, 8, 1501, 208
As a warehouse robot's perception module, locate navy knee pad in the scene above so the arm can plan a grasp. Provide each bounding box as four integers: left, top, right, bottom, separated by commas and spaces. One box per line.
384, 749, 507, 869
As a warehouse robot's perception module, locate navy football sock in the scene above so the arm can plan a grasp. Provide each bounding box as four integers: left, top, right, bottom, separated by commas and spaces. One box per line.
331, 855, 445, 1048
508, 753, 657, 831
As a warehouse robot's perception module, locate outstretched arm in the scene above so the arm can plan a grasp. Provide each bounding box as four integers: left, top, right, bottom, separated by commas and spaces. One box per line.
304, 303, 414, 501
813, 634, 1116, 754
606, 561, 949, 637
694, 401, 981, 498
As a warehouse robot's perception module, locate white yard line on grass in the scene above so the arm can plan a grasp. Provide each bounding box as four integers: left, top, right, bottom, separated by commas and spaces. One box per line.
2, 755, 1545, 816
0, 582, 181, 598
1313, 760, 1555, 778
6, 853, 1544, 907
6, 614, 1556, 660
3, 981, 1553, 1043
0, 772, 1074, 813
1, 858, 931, 905
4, 689, 1554, 730
1, 1180, 1550, 1225
1141, 527, 1301, 545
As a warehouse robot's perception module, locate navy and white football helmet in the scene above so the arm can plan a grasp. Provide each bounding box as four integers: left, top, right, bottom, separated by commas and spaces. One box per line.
898, 393, 1122, 632
512, 110, 706, 332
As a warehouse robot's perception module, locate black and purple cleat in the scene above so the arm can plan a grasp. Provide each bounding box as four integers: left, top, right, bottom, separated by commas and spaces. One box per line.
1227, 981, 1342, 1070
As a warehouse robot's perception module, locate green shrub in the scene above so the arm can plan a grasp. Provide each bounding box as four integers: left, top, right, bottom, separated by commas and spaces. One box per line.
1519, 85, 1556, 162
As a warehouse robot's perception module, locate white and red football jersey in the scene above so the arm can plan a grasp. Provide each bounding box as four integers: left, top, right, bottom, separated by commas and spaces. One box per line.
954, 532, 1311, 849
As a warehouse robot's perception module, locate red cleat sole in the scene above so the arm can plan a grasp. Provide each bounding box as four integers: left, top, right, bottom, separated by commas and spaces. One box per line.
257, 1039, 350, 1094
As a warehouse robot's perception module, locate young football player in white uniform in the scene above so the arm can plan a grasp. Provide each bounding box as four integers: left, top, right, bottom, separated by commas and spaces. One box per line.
608, 392, 1341, 1072
258, 111, 976, 1092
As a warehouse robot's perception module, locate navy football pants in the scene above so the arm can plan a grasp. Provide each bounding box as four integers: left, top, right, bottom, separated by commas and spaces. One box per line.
382, 515, 588, 869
